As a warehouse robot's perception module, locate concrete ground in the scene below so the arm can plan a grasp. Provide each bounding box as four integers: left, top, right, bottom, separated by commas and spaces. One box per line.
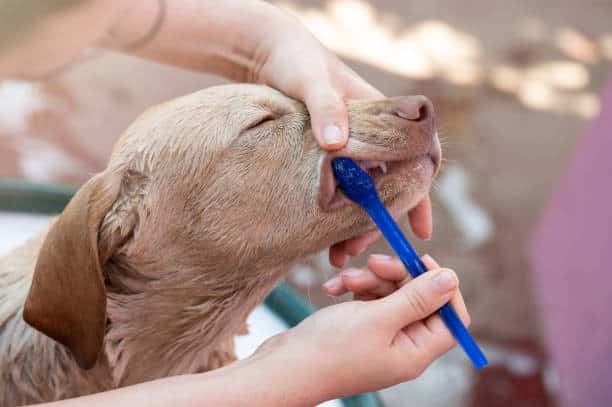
1, 1, 611, 405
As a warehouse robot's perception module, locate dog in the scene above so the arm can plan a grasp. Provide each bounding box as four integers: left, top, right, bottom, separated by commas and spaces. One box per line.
0, 84, 440, 405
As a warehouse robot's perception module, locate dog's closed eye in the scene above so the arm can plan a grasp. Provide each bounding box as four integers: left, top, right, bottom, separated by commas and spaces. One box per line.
242, 100, 293, 133
244, 113, 276, 131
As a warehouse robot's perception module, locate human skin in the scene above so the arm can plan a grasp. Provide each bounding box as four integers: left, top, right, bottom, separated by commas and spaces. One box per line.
38, 255, 468, 407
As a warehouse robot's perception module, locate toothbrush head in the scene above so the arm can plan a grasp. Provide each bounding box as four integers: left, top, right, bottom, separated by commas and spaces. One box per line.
331, 157, 379, 207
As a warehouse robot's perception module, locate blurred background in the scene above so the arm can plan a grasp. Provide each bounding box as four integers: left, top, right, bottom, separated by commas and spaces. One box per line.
1, 1, 611, 406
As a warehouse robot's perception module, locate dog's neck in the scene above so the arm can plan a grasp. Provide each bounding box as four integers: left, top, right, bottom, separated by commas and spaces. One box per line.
102, 255, 289, 386
1, 230, 294, 403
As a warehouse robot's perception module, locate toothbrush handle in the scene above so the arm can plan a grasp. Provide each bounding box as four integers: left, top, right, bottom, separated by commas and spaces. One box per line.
365, 200, 488, 369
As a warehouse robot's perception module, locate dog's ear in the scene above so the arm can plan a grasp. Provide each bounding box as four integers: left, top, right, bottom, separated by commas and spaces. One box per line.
23, 171, 124, 369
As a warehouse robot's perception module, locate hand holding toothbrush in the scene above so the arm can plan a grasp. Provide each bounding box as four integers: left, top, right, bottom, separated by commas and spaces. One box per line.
249, 254, 470, 403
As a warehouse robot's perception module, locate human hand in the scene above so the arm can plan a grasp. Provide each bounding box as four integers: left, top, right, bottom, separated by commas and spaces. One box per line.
255, 254, 470, 403
249, 9, 383, 150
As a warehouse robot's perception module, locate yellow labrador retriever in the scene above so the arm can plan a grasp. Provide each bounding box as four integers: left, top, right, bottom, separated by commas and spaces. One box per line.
0, 84, 440, 405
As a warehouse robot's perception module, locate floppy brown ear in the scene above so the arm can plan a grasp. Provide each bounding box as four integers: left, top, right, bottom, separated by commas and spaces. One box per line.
23, 171, 123, 369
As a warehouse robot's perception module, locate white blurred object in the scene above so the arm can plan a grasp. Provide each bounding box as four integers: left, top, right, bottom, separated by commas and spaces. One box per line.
381, 347, 474, 407
0, 211, 342, 407
18, 139, 90, 183
436, 164, 494, 248
0, 81, 43, 134
0, 212, 51, 256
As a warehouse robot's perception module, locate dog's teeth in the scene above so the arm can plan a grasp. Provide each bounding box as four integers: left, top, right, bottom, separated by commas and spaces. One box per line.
359, 160, 374, 169
356, 160, 388, 175
360, 160, 379, 169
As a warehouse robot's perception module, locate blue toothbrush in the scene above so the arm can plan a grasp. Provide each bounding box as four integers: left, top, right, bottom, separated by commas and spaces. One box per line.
332, 157, 488, 369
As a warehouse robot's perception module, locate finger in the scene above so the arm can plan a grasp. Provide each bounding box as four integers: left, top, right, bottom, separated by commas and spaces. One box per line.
367, 255, 408, 282
395, 316, 458, 372
304, 87, 348, 150
419, 255, 469, 321
419, 296, 471, 359
329, 242, 349, 268
322, 275, 348, 296
398, 291, 470, 364
340, 268, 397, 298
342, 230, 381, 256
425, 287, 471, 332
374, 268, 458, 329
421, 254, 440, 269
404, 285, 469, 351
396, 254, 438, 288
408, 194, 433, 240
448, 289, 470, 326
399, 269, 464, 350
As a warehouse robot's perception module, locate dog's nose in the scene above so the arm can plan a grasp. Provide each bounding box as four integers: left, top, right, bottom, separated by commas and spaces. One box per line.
388, 96, 435, 126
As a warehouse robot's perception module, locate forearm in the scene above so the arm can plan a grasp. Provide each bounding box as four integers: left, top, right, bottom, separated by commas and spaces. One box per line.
102, 0, 299, 82
40, 348, 327, 407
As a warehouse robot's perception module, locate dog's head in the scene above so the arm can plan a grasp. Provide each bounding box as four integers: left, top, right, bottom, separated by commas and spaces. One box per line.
24, 84, 440, 368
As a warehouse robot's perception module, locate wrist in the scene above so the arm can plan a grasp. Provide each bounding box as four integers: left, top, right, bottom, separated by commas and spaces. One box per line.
207, 336, 332, 406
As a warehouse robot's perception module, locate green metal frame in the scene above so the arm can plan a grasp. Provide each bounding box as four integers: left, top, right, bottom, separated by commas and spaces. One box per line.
0, 178, 382, 407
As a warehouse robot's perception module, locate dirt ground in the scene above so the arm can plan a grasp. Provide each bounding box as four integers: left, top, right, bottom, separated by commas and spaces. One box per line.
1, 1, 611, 406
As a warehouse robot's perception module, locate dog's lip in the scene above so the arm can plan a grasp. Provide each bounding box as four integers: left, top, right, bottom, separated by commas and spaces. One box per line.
317, 146, 441, 212
430, 134, 442, 174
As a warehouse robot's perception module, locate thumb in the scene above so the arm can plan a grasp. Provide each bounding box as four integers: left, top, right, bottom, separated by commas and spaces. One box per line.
375, 269, 458, 329
304, 87, 348, 150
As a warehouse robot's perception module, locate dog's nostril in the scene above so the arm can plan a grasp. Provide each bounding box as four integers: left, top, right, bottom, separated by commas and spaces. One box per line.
391, 98, 432, 122
394, 109, 418, 121
417, 104, 429, 121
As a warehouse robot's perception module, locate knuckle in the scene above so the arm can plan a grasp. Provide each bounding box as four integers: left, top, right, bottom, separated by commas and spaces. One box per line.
410, 290, 429, 316
401, 288, 431, 316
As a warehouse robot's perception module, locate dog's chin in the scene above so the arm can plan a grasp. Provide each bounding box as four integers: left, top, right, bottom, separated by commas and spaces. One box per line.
336, 187, 431, 242
317, 139, 440, 212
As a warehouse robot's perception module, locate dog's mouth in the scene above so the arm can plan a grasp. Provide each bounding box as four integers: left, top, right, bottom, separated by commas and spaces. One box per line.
317, 137, 441, 255
318, 142, 441, 213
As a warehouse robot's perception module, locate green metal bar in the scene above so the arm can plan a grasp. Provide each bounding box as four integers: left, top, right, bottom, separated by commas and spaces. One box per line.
0, 179, 75, 214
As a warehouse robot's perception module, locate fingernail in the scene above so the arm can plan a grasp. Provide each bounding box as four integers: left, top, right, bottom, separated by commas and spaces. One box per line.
344, 268, 364, 278
431, 270, 457, 293
323, 276, 342, 291
322, 124, 344, 145
370, 254, 391, 261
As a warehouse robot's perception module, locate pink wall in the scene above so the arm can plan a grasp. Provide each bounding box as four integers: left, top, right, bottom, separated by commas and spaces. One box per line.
532, 78, 612, 407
